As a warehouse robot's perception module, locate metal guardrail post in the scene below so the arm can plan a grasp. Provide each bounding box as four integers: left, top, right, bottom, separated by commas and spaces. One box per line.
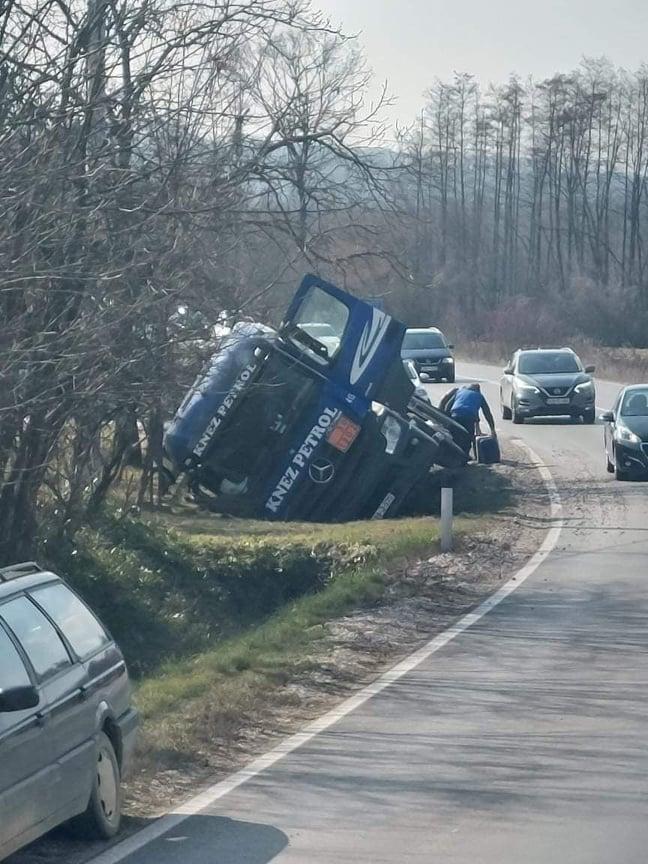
440, 486, 454, 552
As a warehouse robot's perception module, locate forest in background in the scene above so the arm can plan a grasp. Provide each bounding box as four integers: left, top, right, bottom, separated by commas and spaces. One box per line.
2, 0, 648, 559
390, 61, 648, 347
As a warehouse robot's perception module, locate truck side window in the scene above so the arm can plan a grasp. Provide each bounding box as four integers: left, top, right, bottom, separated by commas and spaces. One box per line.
292, 286, 349, 362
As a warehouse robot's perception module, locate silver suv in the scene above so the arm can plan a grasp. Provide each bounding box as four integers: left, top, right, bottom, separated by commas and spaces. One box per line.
500, 348, 596, 424
0, 562, 138, 861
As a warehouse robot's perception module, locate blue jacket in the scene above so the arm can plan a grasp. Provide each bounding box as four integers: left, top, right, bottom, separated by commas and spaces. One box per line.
451, 388, 483, 419
449, 388, 495, 429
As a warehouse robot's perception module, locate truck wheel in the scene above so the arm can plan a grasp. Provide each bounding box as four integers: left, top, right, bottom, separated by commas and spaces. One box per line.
72, 732, 122, 840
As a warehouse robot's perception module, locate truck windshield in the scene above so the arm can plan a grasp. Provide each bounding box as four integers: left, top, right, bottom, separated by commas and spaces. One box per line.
289, 286, 349, 363
402, 332, 446, 350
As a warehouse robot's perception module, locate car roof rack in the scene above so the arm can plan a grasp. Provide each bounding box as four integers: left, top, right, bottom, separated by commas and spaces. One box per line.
0, 561, 43, 582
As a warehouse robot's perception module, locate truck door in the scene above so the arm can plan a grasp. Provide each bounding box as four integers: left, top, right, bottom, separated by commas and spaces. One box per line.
281, 274, 413, 411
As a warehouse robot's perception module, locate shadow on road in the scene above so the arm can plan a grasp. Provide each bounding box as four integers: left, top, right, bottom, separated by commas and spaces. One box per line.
131, 815, 289, 864
8, 816, 288, 864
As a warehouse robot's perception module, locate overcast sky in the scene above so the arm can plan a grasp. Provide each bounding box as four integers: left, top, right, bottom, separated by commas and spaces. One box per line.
316, 0, 648, 129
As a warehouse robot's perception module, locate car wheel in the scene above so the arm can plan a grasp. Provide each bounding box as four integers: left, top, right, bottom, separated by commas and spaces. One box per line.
446, 370, 455, 383
512, 400, 524, 424
613, 449, 629, 482
73, 732, 122, 840
501, 396, 512, 420
606, 450, 614, 473
582, 409, 596, 424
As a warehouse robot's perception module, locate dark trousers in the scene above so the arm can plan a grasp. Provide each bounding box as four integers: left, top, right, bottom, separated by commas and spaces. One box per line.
451, 412, 477, 454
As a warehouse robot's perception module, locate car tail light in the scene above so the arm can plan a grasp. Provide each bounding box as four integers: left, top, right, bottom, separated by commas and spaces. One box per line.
327, 415, 361, 452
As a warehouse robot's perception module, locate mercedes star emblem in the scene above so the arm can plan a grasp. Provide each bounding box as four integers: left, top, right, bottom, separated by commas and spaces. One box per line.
309, 458, 335, 484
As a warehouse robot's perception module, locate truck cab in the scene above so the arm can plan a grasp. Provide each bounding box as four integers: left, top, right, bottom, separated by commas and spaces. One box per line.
164, 275, 467, 521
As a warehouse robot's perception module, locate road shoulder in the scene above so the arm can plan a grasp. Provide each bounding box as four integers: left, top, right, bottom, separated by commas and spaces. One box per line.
9, 439, 551, 864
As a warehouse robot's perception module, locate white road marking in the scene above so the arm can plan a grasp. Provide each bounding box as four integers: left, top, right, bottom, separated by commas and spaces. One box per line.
90, 441, 563, 864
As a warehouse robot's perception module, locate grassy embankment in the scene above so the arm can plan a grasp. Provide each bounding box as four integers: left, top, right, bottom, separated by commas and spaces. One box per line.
47, 464, 511, 747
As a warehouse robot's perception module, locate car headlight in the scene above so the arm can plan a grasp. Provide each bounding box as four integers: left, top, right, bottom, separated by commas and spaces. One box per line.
516, 382, 540, 394
441, 357, 454, 364
575, 381, 594, 394
381, 414, 403, 454
616, 425, 641, 444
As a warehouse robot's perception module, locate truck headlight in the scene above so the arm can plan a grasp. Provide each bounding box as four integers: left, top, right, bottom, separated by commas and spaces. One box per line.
381, 414, 402, 454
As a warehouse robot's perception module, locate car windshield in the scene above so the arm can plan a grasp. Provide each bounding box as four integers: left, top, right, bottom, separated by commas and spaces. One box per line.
518, 352, 581, 374
402, 332, 446, 350
620, 389, 648, 416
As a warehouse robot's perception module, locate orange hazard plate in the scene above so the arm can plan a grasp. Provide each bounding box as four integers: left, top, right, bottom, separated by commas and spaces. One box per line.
327, 416, 360, 452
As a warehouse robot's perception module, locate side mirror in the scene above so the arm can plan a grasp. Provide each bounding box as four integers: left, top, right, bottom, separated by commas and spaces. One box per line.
0, 685, 39, 713
447, 344, 455, 350
585, 365, 595, 374
599, 411, 614, 423
503, 366, 513, 375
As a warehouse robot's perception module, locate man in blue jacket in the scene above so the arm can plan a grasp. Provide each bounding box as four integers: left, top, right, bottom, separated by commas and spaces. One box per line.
441, 383, 496, 453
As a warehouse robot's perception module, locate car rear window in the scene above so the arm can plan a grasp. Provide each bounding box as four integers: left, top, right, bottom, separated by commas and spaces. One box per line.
31, 583, 110, 660
518, 353, 581, 374
402, 332, 446, 350
1, 596, 71, 680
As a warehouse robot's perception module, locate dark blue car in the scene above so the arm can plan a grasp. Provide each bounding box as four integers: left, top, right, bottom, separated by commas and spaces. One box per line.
164, 275, 467, 521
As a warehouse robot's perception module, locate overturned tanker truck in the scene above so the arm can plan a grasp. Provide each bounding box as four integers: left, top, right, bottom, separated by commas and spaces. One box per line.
163, 275, 470, 521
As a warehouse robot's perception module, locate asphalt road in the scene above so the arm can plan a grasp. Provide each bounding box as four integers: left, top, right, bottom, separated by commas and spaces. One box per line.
99, 362, 648, 864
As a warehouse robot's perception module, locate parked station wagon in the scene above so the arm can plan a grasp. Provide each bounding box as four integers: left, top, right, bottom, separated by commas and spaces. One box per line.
0, 562, 138, 861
